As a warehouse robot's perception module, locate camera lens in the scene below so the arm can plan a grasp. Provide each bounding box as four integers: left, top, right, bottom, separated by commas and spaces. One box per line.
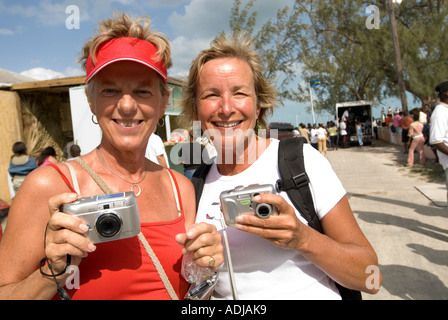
255, 203, 272, 218
95, 212, 122, 238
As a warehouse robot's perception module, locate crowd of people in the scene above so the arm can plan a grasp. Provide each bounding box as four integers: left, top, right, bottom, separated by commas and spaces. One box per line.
1, 10, 447, 301
383, 103, 440, 168
292, 121, 339, 155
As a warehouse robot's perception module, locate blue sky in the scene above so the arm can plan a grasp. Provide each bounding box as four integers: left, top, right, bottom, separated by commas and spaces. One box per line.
0, 0, 394, 125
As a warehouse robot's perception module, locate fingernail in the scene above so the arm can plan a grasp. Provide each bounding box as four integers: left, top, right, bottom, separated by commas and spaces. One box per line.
187, 230, 194, 238
252, 195, 261, 201
88, 243, 96, 252
79, 224, 89, 232
68, 193, 78, 200
236, 216, 243, 223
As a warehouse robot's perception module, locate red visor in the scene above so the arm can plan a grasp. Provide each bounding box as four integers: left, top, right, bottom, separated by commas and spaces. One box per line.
85, 37, 167, 84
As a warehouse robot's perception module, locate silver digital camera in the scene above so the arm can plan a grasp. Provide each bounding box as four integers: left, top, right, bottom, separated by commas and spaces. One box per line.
62, 191, 140, 244
219, 184, 278, 226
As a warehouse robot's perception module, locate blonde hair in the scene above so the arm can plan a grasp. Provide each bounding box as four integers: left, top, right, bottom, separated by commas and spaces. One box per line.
79, 12, 171, 97
181, 33, 278, 128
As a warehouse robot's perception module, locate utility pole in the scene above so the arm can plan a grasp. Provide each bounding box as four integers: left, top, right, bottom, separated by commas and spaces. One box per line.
387, 0, 408, 112
309, 82, 316, 125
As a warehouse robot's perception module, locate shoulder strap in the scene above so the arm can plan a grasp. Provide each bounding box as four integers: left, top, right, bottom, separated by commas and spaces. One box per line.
64, 162, 81, 194
165, 168, 183, 217
74, 158, 112, 194
276, 137, 323, 233
191, 163, 213, 210
48, 163, 78, 194
276, 137, 361, 300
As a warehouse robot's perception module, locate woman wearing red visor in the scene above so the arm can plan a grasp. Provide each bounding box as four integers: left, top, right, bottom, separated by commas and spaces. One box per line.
0, 13, 223, 300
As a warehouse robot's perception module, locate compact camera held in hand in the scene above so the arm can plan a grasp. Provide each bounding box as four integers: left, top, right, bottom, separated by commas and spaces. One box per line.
62, 191, 140, 244
219, 184, 278, 226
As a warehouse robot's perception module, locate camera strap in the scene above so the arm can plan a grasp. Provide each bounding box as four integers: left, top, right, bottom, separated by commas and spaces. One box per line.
138, 232, 179, 300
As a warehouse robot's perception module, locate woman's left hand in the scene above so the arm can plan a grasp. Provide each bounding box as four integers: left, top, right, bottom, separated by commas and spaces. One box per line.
176, 223, 223, 270
235, 194, 310, 251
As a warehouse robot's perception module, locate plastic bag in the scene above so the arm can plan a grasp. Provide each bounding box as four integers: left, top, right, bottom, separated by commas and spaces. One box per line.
181, 252, 218, 300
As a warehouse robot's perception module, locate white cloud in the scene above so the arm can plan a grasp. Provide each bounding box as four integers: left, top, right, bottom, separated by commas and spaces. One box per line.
20, 67, 64, 80
0, 0, 90, 27
170, 35, 211, 79
168, 0, 231, 38
20, 66, 84, 80
64, 66, 84, 77
0, 28, 14, 35
147, 0, 189, 8
168, 0, 295, 38
167, 0, 296, 79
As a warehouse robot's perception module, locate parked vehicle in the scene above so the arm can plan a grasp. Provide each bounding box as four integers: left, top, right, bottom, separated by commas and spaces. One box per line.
336, 101, 374, 145
268, 122, 295, 140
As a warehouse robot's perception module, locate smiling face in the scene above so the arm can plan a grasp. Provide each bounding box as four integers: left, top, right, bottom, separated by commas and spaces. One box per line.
196, 57, 260, 153
87, 61, 168, 153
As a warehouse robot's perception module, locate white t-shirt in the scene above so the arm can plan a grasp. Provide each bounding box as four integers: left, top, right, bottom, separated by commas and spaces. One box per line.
196, 139, 345, 300
310, 128, 319, 144
339, 121, 347, 135
145, 134, 169, 167
430, 102, 448, 170
316, 127, 327, 139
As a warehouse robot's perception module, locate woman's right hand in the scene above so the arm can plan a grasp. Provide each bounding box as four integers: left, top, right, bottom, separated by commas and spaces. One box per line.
44, 193, 97, 275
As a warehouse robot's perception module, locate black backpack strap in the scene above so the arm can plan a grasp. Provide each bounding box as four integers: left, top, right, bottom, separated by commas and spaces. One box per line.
191, 163, 212, 210
276, 137, 323, 233
276, 137, 362, 300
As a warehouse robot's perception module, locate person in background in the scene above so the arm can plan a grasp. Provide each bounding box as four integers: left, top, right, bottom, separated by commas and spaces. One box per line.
67, 144, 81, 160
393, 111, 402, 135
317, 123, 328, 156
8, 142, 38, 193
179, 132, 211, 180
421, 103, 432, 145
292, 127, 300, 137
63, 140, 74, 159
356, 121, 363, 147
373, 119, 378, 140
430, 81, 448, 204
36, 146, 58, 167
310, 124, 319, 150
299, 123, 310, 144
145, 131, 169, 168
399, 111, 413, 154
385, 113, 394, 130
407, 112, 426, 167
328, 121, 338, 150
339, 118, 348, 147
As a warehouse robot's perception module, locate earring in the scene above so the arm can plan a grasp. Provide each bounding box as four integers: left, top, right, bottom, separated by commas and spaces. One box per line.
157, 117, 165, 127
91, 115, 98, 125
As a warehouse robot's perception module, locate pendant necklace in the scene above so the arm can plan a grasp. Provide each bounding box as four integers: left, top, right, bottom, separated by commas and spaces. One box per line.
96, 148, 147, 196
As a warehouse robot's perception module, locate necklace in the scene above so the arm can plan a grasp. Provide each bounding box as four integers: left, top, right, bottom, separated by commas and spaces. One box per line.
96, 148, 147, 196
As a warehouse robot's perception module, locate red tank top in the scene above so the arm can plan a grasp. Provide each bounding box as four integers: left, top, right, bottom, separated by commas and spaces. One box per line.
66, 216, 189, 300
51, 165, 190, 299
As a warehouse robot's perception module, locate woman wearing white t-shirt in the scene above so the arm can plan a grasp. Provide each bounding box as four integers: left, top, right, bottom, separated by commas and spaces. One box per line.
181, 33, 381, 299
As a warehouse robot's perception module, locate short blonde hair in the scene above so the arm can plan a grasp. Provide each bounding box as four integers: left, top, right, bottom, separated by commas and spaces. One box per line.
181, 33, 278, 128
79, 12, 171, 97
